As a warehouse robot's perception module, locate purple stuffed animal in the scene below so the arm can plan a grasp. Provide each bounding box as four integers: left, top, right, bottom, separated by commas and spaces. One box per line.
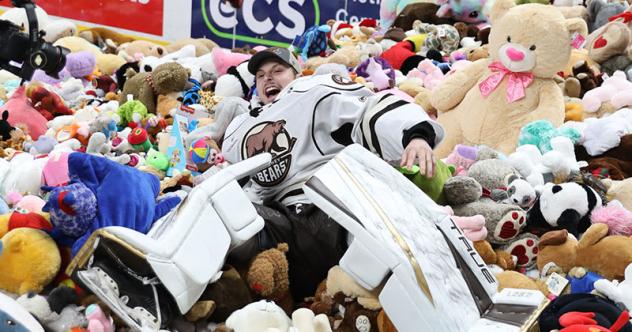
30, 51, 96, 85
355, 57, 396, 91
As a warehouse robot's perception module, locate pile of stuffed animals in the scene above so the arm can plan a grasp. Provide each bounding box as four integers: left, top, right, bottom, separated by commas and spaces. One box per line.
2, 0, 632, 330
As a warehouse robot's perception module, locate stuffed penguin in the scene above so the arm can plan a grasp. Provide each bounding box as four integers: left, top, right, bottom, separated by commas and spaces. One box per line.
527, 182, 603, 237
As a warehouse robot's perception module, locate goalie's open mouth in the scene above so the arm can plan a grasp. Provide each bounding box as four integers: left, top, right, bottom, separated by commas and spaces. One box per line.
264, 86, 281, 99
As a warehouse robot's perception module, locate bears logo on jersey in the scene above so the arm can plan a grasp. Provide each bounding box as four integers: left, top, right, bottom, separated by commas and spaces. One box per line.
242, 120, 297, 186
331, 74, 357, 86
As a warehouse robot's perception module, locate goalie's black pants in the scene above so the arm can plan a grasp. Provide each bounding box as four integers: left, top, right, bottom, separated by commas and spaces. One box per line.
228, 201, 348, 303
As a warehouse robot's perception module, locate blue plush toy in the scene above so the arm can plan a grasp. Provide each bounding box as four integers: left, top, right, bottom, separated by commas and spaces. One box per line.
182, 78, 201, 106
518, 120, 582, 154
295, 25, 331, 61
42, 153, 181, 255
42, 181, 98, 238
567, 270, 604, 294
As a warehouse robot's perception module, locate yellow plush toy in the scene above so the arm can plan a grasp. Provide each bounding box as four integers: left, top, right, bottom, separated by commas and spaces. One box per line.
54, 36, 102, 57
430, 0, 588, 157
0, 228, 61, 295
0, 212, 52, 238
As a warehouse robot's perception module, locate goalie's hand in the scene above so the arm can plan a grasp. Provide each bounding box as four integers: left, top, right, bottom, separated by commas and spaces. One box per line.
401, 138, 435, 178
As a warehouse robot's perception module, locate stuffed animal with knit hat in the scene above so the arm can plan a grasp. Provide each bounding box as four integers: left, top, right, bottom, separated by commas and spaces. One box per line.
41, 180, 97, 238
431, 0, 588, 157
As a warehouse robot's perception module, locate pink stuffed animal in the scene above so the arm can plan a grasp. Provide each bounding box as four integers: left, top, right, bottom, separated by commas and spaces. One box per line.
365, 57, 394, 91
591, 200, 632, 236
444, 144, 478, 176
443, 206, 488, 241
0, 86, 48, 140
15, 195, 46, 213
583, 71, 632, 113
407, 59, 445, 90
212, 47, 252, 77
86, 304, 114, 332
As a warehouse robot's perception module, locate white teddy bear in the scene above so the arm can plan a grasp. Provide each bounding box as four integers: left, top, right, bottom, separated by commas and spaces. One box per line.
508, 136, 588, 192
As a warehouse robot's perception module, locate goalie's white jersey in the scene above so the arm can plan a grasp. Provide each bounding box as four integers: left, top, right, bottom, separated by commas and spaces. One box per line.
222, 73, 444, 205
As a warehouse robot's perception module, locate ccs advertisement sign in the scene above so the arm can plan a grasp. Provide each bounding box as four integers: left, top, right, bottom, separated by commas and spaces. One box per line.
1, 0, 379, 47
191, 0, 381, 48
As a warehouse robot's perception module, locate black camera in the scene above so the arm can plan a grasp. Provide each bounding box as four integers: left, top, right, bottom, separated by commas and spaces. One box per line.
0, 0, 69, 81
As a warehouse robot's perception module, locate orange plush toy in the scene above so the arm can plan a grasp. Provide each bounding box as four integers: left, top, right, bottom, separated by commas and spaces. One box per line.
25, 84, 74, 121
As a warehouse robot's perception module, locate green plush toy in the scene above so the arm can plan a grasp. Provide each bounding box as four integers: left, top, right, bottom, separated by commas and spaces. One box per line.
117, 100, 148, 126
399, 160, 455, 204
146, 149, 170, 171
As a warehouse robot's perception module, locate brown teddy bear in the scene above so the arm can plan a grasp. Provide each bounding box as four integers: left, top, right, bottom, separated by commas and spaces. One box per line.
78, 27, 136, 53
309, 266, 382, 332
246, 243, 293, 315
474, 240, 516, 270
117, 40, 167, 62
430, 0, 588, 157
198, 264, 253, 323
467, 45, 490, 62
120, 62, 190, 114
304, 47, 366, 72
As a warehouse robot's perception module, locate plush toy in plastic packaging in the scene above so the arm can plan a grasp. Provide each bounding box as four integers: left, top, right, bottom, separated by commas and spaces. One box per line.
430, 0, 588, 157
